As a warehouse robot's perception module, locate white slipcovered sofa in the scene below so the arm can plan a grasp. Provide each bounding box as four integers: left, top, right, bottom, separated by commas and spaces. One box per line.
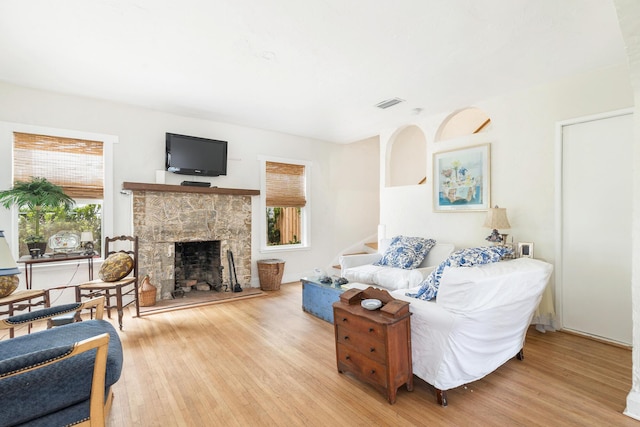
390, 257, 553, 406
339, 239, 455, 291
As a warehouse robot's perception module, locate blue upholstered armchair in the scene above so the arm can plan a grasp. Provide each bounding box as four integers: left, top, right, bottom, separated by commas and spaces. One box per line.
0, 297, 123, 426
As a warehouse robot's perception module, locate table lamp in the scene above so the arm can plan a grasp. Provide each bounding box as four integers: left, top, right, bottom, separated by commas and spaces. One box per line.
0, 230, 20, 297
80, 231, 95, 255
483, 206, 511, 244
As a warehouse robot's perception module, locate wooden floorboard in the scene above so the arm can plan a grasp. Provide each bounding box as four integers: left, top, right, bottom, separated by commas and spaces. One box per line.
79, 282, 636, 426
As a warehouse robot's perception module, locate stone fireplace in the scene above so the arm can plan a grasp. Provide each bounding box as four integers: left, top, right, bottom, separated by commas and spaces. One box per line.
125, 183, 258, 300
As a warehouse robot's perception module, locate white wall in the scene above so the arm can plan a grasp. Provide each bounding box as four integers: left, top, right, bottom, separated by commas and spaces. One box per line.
380, 63, 633, 265
0, 82, 379, 292
328, 136, 380, 256
389, 126, 426, 187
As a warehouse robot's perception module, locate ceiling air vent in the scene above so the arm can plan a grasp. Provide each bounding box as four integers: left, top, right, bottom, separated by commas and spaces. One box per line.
375, 97, 405, 109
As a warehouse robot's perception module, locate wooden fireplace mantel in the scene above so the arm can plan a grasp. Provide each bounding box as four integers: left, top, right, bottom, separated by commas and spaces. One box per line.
122, 182, 260, 196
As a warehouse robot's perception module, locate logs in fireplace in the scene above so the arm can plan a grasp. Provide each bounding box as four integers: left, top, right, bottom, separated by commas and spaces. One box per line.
174, 240, 223, 296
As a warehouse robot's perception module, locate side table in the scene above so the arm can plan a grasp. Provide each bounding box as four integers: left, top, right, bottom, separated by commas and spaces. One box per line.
332, 286, 413, 404
18, 253, 94, 289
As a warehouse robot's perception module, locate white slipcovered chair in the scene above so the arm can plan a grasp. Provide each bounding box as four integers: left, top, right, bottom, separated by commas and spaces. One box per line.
391, 257, 553, 406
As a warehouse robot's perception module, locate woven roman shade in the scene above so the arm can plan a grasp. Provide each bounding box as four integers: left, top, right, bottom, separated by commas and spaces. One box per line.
265, 161, 306, 207
13, 132, 104, 199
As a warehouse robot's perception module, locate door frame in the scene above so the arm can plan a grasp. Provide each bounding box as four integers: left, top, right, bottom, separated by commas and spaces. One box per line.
554, 108, 634, 334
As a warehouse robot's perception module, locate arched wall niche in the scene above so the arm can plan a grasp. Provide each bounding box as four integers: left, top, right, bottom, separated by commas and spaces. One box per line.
387, 124, 427, 187
436, 107, 491, 142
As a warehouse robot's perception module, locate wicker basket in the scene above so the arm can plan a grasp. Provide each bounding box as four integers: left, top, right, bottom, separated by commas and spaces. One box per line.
138, 275, 157, 307
257, 259, 285, 291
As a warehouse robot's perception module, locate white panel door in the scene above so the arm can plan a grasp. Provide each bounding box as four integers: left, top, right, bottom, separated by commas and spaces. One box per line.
561, 112, 633, 345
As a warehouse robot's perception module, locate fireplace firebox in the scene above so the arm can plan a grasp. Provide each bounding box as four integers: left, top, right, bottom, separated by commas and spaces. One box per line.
174, 240, 223, 293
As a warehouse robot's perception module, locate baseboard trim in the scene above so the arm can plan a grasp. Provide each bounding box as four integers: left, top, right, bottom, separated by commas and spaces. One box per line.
625, 391, 640, 421
558, 328, 632, 350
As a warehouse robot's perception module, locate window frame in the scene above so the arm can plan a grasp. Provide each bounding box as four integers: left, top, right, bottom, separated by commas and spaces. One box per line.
259, 155, 311, 252
0, 122, 115, 258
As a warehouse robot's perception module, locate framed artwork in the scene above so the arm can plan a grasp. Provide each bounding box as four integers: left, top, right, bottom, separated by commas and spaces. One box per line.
518, 242, 534, 258
433, 143, 490, 212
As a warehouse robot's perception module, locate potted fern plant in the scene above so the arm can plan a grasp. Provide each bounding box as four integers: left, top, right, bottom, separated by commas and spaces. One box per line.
0, 177, 75, 256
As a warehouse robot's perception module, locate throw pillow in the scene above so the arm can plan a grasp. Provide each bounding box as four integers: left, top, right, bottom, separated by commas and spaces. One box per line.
374, 236, 436, 270
0, 274, 19, 298
99, 252, 134, 282
407, 245, 513, 301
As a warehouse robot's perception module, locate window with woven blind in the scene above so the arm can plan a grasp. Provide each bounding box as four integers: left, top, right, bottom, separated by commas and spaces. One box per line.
13, 132, 104, 199
265, 160, 308, 247
266, 161, 306, 207
10, 132, 104, 257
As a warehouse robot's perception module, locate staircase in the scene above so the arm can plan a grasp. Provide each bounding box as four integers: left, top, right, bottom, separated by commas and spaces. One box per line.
331, 240, 378, 273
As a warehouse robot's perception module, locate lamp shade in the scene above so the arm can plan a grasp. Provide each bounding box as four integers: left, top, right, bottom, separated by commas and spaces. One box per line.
483, 207, 511, 230
0, 230, 20, 276
80, 231, 94, 243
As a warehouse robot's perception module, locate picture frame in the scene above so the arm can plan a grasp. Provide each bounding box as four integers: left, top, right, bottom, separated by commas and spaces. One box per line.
433, 143, 490, 212
518, 242, 534, 258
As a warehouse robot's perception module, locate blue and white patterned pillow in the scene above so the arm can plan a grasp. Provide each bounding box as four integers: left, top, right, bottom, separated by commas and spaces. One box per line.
407, 246, 513, 301
374, 236, 437, 270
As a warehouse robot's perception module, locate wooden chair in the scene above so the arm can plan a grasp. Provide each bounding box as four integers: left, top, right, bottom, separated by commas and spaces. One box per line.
76, 235, 139, 330
0, 289, 48, 337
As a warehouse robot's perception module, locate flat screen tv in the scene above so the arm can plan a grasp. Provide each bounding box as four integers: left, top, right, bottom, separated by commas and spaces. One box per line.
165, 133, 228, 177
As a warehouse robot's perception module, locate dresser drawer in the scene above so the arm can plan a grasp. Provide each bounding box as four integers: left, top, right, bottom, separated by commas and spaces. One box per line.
336, 343, 388, 388
334, 309, 385, 341
336, 325, 386, 364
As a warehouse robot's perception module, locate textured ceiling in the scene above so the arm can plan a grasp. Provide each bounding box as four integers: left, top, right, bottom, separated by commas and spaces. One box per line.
0, 0, 628, 143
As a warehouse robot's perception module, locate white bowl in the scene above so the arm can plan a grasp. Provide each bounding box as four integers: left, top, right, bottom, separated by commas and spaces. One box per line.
361, 299, 382, 310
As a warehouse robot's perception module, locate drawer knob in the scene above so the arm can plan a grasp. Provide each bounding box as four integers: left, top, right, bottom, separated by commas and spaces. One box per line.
345, 355, 350, 360
370, 369, 376, 375
344, 336, 350, 340
342, 318, 348, 322
368, 327, 374, 333
369, 347, 375, 353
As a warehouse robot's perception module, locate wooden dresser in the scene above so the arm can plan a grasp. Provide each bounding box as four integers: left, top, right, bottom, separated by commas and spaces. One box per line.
332, 287, 413, 404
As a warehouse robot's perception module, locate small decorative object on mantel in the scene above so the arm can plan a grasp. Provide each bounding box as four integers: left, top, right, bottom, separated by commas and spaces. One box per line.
0, 230, 21, 298
483, 205, 511, 245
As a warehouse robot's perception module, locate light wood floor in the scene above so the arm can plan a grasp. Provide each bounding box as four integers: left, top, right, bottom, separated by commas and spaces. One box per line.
101, 282, 636, 426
